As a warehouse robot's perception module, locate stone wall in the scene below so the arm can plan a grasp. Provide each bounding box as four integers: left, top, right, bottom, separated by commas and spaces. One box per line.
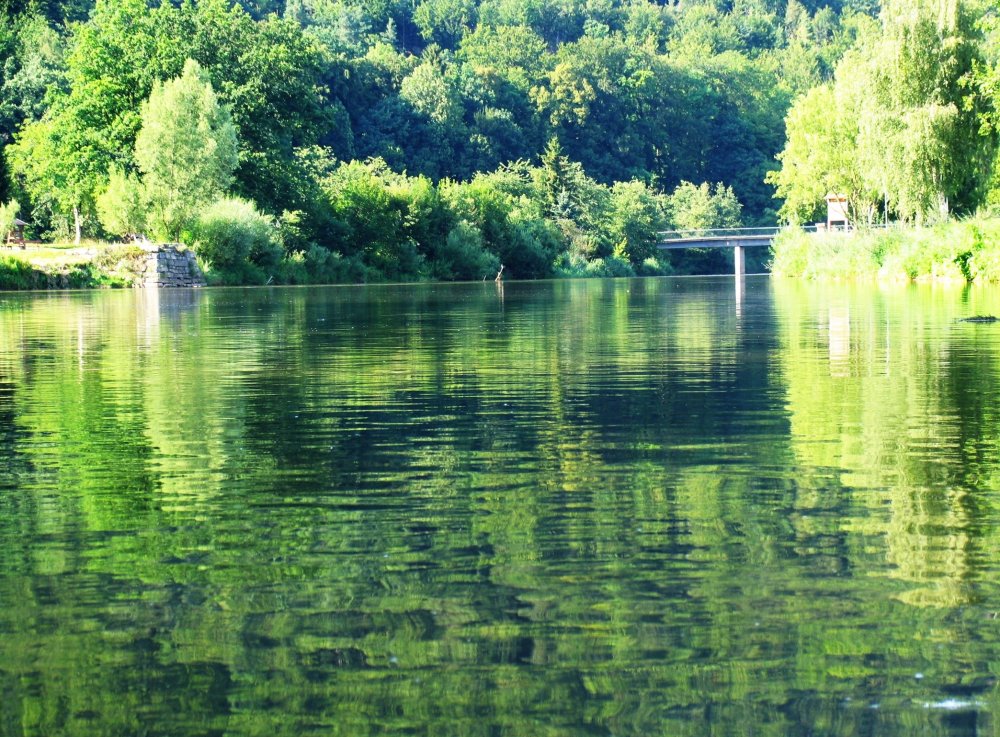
139, 244, 206, 288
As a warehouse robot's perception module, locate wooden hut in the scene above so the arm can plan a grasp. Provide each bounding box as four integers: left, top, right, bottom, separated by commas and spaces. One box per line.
826, 193, 849, 230
5, 218, 27, 249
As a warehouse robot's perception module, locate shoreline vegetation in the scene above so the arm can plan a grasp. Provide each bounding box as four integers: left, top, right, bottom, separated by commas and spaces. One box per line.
770, 218, 1000, 283
0, 243, 148, 290
8, 217, 1000, 290
1, 0, 999, 291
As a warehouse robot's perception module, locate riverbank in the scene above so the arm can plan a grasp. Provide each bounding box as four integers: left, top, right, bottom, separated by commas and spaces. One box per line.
770, 218, 1000, 282
17, 216, 996, 292
0, 244, 150, 290
0, 240, 678, 291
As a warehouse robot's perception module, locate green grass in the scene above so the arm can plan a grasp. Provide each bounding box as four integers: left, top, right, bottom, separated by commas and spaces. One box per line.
770, 218, 1000, 283
0, 243, 146, 290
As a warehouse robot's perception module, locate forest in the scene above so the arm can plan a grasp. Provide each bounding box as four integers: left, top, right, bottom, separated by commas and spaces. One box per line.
0, 0, 997, 283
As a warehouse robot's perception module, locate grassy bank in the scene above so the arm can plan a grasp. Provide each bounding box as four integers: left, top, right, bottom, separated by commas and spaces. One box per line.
0, 245, 147, 290
770, 218, 1000, 282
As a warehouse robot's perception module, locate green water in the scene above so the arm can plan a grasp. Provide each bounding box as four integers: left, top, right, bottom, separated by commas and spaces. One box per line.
2, 277, 1000, 736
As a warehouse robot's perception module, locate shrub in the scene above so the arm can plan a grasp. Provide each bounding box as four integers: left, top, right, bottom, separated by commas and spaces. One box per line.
301, 244, 370, 283
0, 254, 43, 290
771, 218, 1000, 282
323, 159, 424, 281
588, 255, 635, 278
605, 181, 669, 265
666, 181, 742, 231
554, 252, 637, 278
501, 216, 562, 279
968, 219, 1000, 282
0, 199, 20, 240
96, 169, 146, 239
431, 220, 499, 280
93, 245, 148, 286
190, 197, 282, 284
637, 256, 673, 276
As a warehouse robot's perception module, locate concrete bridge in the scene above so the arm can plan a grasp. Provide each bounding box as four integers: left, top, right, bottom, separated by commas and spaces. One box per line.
657, 227, 817, 275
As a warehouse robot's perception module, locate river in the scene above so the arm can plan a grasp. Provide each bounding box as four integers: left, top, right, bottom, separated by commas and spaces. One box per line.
2, 276, 1000, 736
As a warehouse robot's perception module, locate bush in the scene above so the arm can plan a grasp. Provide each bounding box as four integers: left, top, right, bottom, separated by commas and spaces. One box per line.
93, 245, 148, 286
96, 169, 146, 239
301, 244, 370, 283
323, 159, 423, 281
501, 216, 562, 279
666, 181, 742, 231
431, 220, 499, 281
0, 254, 43, 289
589, 255, 635, 278
637, 255, 673, 276
554, 252, 636, 278
967, 219, 1000, 282
605, 181, 669, 265
0, 199, 20, 240
190, 197, 282, 284
771, 218, 1000, 282
0, 255, 122, 290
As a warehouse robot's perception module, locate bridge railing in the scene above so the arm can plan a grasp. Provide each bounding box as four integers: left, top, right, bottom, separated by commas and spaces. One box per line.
657, 225, 821, 241
658, 223, 893, 241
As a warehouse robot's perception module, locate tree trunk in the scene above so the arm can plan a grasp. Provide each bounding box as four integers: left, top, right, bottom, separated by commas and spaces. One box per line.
73, 206, 82, 245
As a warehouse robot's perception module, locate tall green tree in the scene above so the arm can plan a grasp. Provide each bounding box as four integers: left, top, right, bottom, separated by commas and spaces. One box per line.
9, 106, 104, 243
770, 0, 995, 224
859, 0, 993, 222
135, 59, 239, 240
666, 181, 743, 230
767, 60, 880, 224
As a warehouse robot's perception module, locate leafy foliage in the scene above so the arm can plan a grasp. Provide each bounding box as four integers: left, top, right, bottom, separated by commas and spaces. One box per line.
190, 197, 283, 282
770, 217, 1000, 282
95, 169, 146, 239
135, 59, 239, 240
1, 0, 997, 281
666, 181, 743, 231
0, 198, 19, 238
770, 0, 997, 225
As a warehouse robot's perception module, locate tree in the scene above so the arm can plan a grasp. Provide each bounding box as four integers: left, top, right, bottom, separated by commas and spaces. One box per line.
666, 181, 743, 230
859, 0, 993, 222
190, 196, 282, 279
135, 59, 239, 240
604, 180, 668, 265
413, 0, 477, 48
399, 56, 463, 126
531, 61, 595, 127
457, 24, 549, 92
9, 108, 104, 243
767, 70, 879, 224
0, 198, 19, 238
0, 11, 66, 147
769, 0, 995, 225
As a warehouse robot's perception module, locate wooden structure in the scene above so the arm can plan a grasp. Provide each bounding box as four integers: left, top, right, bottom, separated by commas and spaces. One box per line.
5, 218, 27, 249
826, 193, 849, 230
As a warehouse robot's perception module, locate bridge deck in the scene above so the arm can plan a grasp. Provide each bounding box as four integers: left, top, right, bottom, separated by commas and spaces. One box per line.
656, 229, 783, 276
657, 234, 775, 250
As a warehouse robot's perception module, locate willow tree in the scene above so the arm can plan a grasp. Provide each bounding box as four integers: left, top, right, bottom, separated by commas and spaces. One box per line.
858, 0, 994, 223
135, 59, 239, 241
771, 0, 994, 225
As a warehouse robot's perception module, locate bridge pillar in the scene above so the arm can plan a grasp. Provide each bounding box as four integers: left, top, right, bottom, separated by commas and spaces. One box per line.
733, 245, 745, 277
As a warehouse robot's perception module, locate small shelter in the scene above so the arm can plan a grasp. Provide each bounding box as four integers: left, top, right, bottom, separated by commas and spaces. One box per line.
826, 193, 849, 230
5, 218, 27, 249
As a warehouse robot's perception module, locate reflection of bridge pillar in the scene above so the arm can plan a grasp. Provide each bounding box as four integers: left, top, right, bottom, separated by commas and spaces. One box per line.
734, 245, 745, 277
